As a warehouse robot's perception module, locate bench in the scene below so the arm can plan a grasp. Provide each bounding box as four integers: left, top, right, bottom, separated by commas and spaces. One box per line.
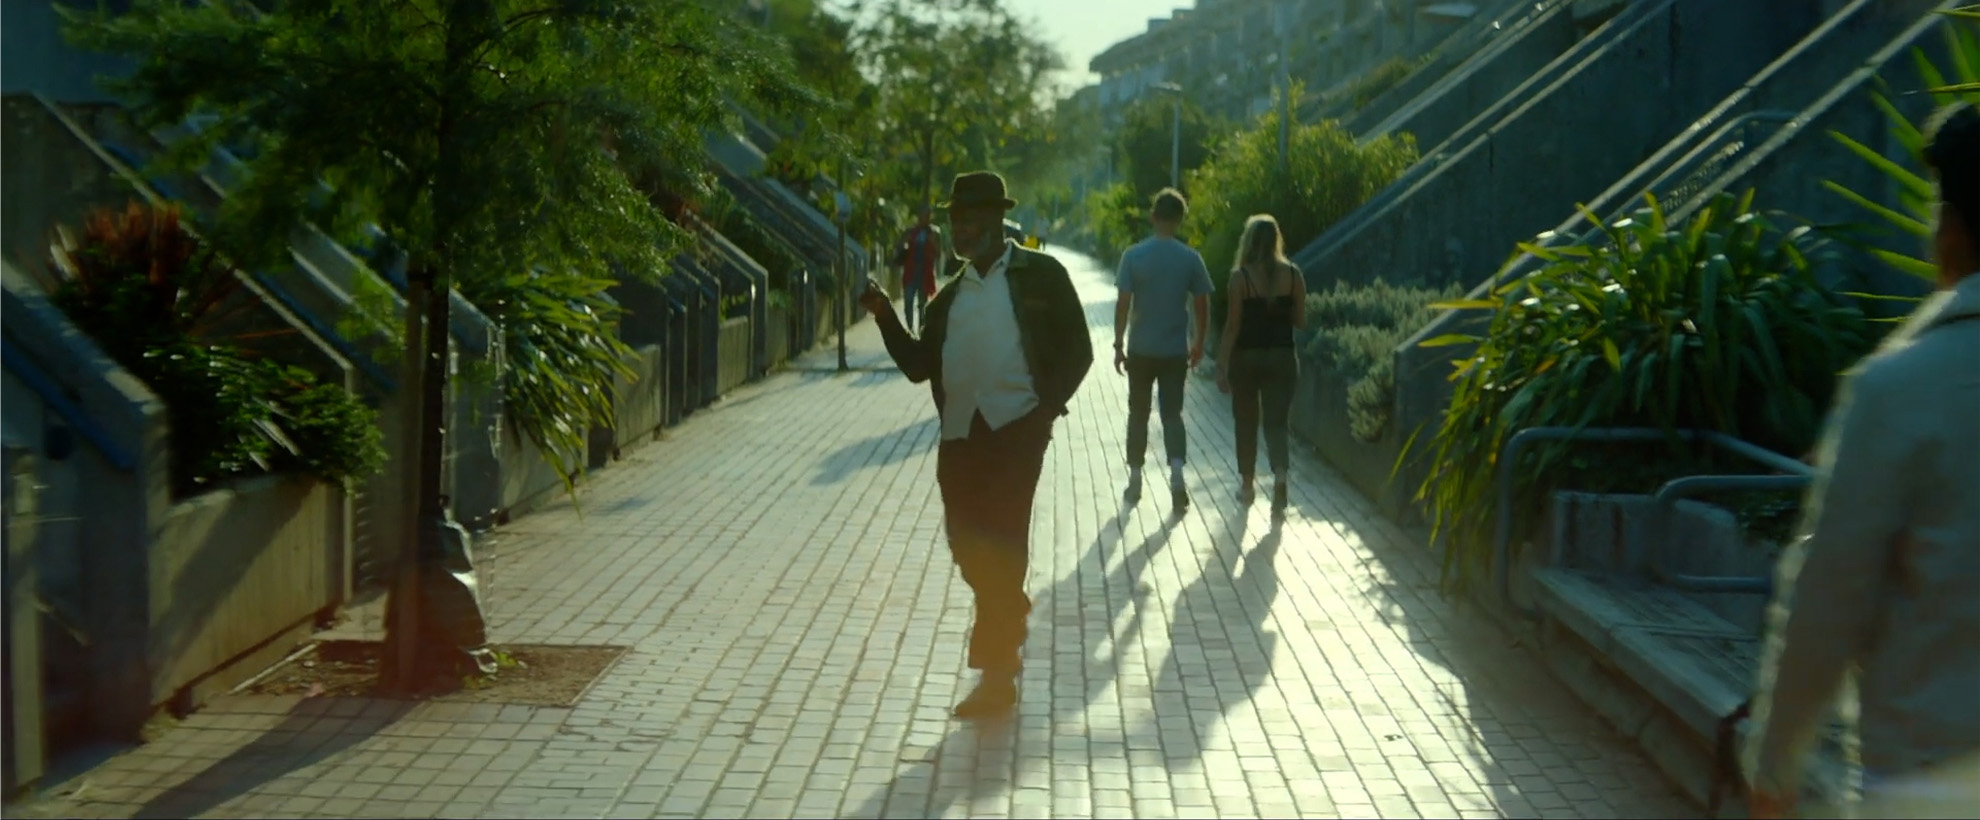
1492, 427, 1853, 811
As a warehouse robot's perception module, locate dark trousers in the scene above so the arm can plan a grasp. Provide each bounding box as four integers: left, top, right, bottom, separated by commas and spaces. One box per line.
1125, 354, 1188, 467
937, 410, 1052, 678
903, 276, 930, 331
1229, 347, 1298, 479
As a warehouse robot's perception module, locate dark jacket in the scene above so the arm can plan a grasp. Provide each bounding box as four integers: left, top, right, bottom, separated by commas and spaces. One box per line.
874, 244, 1094, 420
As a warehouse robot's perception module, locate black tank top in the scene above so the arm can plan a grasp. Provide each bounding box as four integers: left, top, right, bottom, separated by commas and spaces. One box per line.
1234, 264, 1299, 350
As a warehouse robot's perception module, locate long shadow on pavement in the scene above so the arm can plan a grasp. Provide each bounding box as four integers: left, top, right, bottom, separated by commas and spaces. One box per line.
838, 505, 1188, 820
1131, 509, 1280, 775
1283, 455, 1682, 817
812, 418, 938, 486
129, 697, 403, 819
1041, 507, 1182, 727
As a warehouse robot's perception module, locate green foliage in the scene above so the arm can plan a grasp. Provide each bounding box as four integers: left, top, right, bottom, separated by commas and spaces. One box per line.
1187, 108, 1418, 314
334, 270, 407, 367
702, 185, 806, 292
1301, 280, 1465, 443
459, 269, 634, 491
273, 366, 390, 484
44, 203, 385, 497
63, 0, 818, 494
1081, 181, 1147, 264
1337, 55, 1431, 112
852, 0, 1066, 210
1113, 94, 1227, 202
1408, 192, 1881, 593
1823, 15, 1980, 284
721, 292, 751, 320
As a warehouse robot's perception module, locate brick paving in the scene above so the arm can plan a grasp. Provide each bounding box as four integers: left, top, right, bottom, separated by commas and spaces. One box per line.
9, 252, 1694, 819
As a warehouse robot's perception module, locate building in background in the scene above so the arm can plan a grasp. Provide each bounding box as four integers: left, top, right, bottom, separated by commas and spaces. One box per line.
1086, 0, 1486, 126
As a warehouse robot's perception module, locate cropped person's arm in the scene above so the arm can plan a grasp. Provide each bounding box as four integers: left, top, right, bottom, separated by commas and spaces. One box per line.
873, 302, 932, 382
1746, 365, 1908, 799
1114, 254, 1135, 353
1217, 272, 1245, 369
1289, 264, 1308, 330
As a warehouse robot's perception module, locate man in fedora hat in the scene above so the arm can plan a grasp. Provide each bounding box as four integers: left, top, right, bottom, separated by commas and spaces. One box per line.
858, 171, 1094, 718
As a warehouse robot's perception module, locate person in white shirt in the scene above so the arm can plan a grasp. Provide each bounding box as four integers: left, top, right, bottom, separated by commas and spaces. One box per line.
858, 171, 1094, 719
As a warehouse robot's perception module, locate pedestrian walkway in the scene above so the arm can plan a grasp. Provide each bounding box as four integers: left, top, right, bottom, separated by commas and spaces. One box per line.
8, 253, 1692, 819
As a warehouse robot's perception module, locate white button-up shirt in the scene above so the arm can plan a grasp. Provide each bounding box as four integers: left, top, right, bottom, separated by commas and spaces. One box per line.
939, 241, 1039, 440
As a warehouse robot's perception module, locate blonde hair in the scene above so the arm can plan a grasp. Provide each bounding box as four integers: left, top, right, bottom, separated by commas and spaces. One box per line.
1231, 214, 1289, 275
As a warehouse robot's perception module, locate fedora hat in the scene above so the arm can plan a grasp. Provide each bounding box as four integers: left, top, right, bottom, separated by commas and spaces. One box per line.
938, 171, 1018, 211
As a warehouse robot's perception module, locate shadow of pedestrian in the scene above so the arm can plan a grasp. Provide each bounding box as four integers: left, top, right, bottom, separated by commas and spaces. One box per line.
1281, 453, 1690, 816
839, 505, 1188, 820
129, 697, 405, 819
1132, 509, 1281, 773
1036, 508, 1183, 727
835, 717, 1014, 820
812, 418, 938, 486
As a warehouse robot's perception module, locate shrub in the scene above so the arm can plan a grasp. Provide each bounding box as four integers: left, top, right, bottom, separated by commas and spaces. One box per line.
44, 203, 385, 496
1081, 181, 1147, 265
1824, 15, 1979, 285
1407, 191, 1882, 593
703, 184, 807, 292
1186, 111, 1417, 319
1301, 280, 1464, 442
459, 268, 634, 491
1338, 55, 1430, 112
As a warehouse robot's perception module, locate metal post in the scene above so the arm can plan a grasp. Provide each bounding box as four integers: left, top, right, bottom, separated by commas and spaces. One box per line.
836, 163, 849, 372
1278, 32, 1291, 169
1169, 98, 1181, 189
4, 448, 44, 794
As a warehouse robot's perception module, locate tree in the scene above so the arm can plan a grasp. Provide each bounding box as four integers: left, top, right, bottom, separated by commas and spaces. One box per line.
65, 0, 816, 691
855, 0, 1065, 212
1114, 94, 1226, 201
753, 0, 898, 247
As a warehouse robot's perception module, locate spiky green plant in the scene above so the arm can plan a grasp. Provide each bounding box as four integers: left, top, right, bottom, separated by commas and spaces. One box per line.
1824, 10, 1980, 283
1407, 192, 1880, 593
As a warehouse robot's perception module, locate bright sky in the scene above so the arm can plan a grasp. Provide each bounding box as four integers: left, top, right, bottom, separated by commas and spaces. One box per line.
1004, 0, 1184, 90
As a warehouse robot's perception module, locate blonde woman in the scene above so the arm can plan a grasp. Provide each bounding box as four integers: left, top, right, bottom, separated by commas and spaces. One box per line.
1216, 214, 1307, 517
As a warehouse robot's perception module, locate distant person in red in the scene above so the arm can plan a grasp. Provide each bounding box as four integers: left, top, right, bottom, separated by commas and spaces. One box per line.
893, 207, 942, 332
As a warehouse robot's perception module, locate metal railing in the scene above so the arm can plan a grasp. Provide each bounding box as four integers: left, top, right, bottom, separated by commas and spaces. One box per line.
1493, 426, 1811, 621
1414, 109, 1804, 339
0, 341, 137, 472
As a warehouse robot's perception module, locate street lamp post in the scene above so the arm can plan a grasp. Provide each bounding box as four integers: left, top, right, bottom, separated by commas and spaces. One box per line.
1154, 82, 1184, 189
834, 181, 851, 372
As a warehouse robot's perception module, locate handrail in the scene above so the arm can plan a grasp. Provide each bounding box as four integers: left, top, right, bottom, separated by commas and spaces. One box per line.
1494, 426, 1809, 620
244, 272, 398, 392
1651, 474, 1810, 594
1476, 111, 1803, 306
1, 340, 138, 472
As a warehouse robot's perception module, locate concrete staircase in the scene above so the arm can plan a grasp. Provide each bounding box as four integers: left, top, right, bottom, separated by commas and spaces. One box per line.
1289, 0, 1827, 294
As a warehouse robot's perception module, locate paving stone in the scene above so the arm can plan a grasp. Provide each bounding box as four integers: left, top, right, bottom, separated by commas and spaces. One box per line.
3, 253, 1691, 820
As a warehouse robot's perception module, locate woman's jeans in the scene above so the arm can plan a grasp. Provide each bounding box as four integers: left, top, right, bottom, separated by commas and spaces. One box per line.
1229, 347, 1298, 480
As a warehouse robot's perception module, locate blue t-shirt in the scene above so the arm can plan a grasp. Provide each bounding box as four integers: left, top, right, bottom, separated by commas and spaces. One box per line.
1118, 236, 1214, 358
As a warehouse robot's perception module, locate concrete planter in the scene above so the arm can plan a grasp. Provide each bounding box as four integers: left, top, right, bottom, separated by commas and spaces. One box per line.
1287, 363, 1413, 518
1543, 490, 1779, 634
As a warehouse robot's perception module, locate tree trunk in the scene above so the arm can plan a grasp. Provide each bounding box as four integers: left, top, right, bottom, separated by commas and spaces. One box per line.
381, 0, 475, 694
379, 271, 431, 693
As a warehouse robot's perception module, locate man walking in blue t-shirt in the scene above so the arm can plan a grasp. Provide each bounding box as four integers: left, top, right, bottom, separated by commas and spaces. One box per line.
1113, 188, 1213, 511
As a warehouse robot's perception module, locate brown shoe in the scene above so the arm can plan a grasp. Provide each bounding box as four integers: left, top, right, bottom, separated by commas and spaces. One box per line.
951, 677, 1018, 719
